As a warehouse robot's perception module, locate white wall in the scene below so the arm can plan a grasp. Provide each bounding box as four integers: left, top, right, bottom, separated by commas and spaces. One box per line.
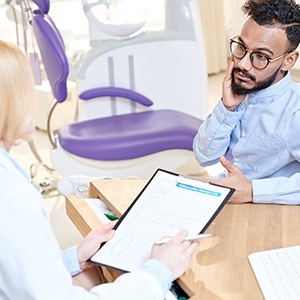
223, 0, 245, 39
1, 0, 300, 72
199, 0, 228, 74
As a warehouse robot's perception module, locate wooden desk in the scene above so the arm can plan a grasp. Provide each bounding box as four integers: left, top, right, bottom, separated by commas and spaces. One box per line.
66, 179, 300, 299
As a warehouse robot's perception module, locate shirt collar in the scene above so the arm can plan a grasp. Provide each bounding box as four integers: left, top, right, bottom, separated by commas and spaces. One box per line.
248, 71, 292, 104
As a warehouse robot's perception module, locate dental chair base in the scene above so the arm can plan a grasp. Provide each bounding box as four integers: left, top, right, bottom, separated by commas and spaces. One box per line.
51, 148, 206, 179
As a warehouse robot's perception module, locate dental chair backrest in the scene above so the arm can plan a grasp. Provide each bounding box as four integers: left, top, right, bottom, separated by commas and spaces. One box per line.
32, 10, 68, 103
31, 8, 203, 178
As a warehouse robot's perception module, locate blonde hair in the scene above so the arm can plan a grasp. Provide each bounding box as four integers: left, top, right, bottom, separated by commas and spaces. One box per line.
0, 40, 35, 145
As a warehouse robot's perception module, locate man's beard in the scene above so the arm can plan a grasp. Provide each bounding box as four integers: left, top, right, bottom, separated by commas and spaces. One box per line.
231, 66, 281, 95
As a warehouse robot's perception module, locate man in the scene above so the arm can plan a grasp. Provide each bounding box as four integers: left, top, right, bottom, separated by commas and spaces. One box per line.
193, 0, 300, 205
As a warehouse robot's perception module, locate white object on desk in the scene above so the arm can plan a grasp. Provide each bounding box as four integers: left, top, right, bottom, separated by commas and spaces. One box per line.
248, 245, 300, 299
84, 198, 111, 224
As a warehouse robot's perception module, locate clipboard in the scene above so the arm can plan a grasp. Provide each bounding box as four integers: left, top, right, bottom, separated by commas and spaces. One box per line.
90, 168, 235, 272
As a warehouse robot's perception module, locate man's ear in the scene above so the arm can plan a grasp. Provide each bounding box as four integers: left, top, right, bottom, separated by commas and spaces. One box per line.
282, 51, 299, 71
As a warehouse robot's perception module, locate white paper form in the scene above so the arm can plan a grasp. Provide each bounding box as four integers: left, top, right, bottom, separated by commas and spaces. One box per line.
91, 169, 233, 272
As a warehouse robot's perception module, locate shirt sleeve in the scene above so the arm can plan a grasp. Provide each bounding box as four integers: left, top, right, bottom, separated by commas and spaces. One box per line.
62, 245, 82, 276
193, 99, 245, 167
253, 109, 300, 205
253, 174, 300, 205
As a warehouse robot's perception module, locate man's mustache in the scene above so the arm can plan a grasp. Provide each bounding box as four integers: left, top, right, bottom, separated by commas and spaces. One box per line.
232, 67, 256, 81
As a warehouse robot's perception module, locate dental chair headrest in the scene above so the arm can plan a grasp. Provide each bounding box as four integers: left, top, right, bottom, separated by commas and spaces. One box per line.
32, 0, 50, 14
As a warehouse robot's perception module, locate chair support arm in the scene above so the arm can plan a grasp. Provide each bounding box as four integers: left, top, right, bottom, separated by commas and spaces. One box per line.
79, 87, 153, 107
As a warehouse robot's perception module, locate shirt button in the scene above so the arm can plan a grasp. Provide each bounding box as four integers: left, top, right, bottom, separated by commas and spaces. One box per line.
234, 157, 239, 162
249, 104, 253, 109
242, 132, 246, 137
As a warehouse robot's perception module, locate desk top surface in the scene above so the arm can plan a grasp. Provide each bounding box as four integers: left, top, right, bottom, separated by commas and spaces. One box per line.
66, 179, 300, 300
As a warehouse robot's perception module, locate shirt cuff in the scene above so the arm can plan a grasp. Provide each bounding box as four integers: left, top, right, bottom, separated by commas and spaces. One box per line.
61, 245, 82, 276
252, 179, 277, 204
140, 259, 173, 293
215, 99, 244, 125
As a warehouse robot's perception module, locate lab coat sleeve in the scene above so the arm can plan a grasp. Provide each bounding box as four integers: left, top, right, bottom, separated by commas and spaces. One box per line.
62, 246, 172, 294
193, 99, 245, 167
90, 267, 167, 300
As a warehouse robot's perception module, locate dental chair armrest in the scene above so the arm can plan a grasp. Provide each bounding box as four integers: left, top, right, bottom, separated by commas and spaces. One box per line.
79, 87, 153, 107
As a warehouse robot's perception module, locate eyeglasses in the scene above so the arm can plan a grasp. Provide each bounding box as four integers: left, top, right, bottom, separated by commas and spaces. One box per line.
229, 36, 291, 70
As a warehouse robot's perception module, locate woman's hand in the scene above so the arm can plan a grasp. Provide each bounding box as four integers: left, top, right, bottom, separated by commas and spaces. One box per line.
77, 220, 117, 270
151, 230, 199, 280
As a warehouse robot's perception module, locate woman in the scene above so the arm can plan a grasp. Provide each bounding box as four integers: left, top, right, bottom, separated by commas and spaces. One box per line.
0, 40, 199, 299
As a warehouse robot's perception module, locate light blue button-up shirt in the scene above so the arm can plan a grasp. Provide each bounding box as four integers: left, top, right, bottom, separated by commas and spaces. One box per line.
193, 72, 300, 205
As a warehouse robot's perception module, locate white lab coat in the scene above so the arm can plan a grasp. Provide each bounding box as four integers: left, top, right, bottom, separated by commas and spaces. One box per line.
0, 149, 169, 299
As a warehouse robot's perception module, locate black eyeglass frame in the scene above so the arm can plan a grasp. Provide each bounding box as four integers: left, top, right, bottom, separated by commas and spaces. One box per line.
229, 36, 292, 70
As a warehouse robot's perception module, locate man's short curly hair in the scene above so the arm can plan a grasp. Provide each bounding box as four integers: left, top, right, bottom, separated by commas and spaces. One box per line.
242, 0, 300, 50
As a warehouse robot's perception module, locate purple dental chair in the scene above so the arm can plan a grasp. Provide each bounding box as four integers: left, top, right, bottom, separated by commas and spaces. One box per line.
31, 6, 204, 178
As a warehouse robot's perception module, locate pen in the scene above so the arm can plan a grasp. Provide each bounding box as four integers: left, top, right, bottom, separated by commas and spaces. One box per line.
155, 233, 213, 245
